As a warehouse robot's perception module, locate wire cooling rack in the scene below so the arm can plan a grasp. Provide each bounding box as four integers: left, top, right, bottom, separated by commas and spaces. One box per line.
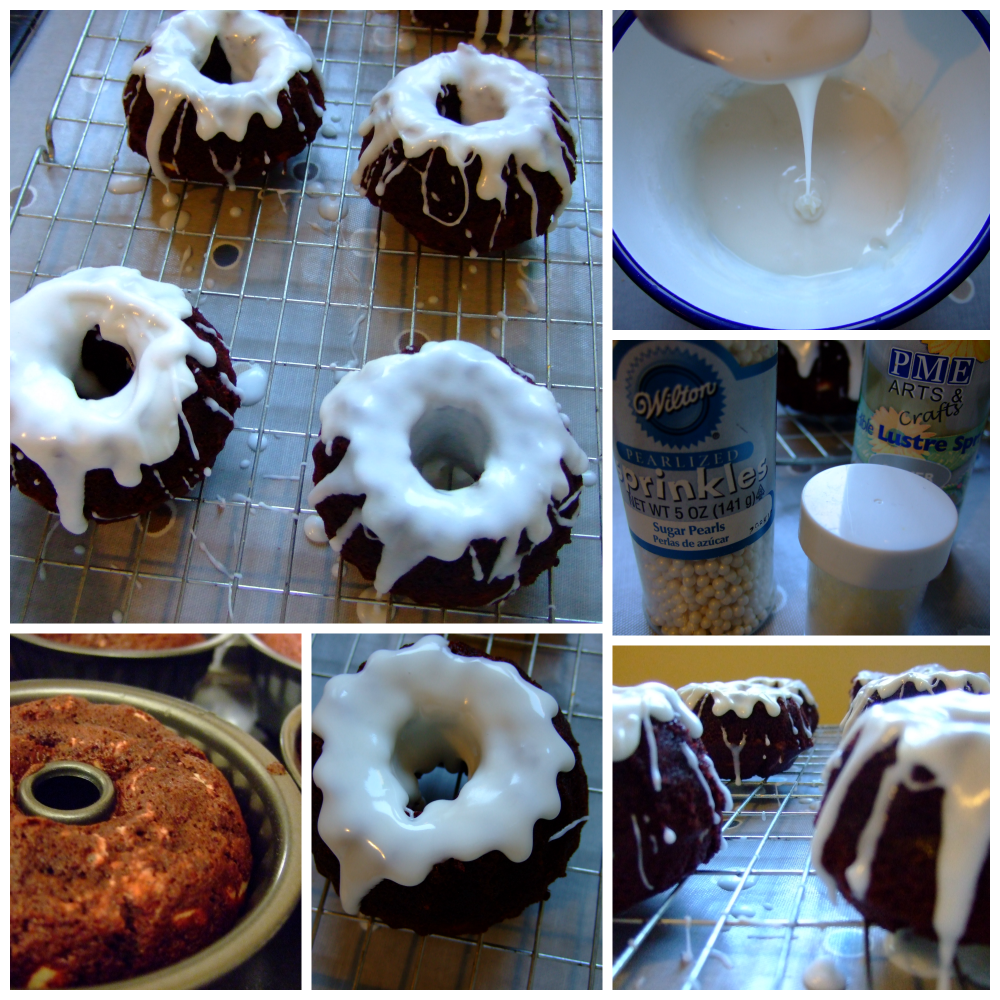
775, 404, 855, 467
10, 10, 603, 625
311, 633, 602, 989
612, 726, 987, 990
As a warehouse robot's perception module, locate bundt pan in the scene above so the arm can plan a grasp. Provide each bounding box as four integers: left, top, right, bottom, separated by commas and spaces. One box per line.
280, 703, 302, 788
10, 678, 301, 990
10, 634, 230, 699
243, 634, 302, 737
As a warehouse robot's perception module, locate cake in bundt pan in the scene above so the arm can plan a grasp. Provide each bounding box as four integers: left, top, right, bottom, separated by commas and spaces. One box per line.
312, 636, 588, 936
613, 683, 732, 913
10, 695, 253, 989
678, 679, 816, 785
813, 690, 989, 990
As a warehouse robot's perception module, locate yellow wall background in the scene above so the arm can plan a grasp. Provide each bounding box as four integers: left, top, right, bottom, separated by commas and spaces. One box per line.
613, 646, 989, 726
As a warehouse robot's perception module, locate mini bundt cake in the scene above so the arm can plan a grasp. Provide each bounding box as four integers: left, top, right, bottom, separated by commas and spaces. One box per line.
11, 696, 253, 989
123, 10, 324, 191
613, 683, 732, 912
678, 679, 815, 785
312, 636, 588, 935
351, 42, 576, 256
11, 267, 240, 534
841, 664, 989, 731
307, 339, 593, 608
412, 11, 536, 48
813, 690, 989, 990
777, 340, 864, 415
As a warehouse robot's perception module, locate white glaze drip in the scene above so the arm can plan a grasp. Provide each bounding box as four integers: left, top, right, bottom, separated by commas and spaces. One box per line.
307, 340, 590, 595
631, 814, 653, 890
746, 675, 817, 710
312, 635, 576, 913
548, 816, 586, 842
663, 826, 677, 845
130, 10, 316, 188
351, 44, 573, 235
720, 726, 747, 786
11, 266, 219, 534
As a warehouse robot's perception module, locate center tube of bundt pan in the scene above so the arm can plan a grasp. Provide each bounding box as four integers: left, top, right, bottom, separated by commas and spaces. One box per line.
613, 341, 778, 636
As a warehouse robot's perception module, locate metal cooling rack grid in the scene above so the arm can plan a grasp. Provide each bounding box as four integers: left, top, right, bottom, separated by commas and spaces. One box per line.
775, 403, 855, 467
10, 10, 602, 625
311, 633, 602, 989
612, 726, 984, 990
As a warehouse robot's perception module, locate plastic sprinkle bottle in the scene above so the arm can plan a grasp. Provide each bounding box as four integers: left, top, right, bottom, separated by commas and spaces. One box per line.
613, 340, 778, 635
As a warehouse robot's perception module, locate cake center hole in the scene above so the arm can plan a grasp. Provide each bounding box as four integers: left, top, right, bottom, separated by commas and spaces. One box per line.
198, 35, 262, 85
410, 405, 490, 491
394, 714, 482, 813
73, 326, 135, 399
199, 36, 235, 84
33, 772, 102, 812
436, 84, 506, 126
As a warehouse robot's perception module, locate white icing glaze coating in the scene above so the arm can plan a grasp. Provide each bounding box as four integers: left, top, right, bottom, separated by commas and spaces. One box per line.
311, 634, 576, 913
307, 340, 590, 595
813, 691, 989, 991
351, 43, 574, 237
130, 10, 316, 188
10, 266, 219, 534
678, 679, 803, 720
779, 341, 864, 401
746, 676, 817, 709
612, 682, 703, 762
841, 664, 990, 731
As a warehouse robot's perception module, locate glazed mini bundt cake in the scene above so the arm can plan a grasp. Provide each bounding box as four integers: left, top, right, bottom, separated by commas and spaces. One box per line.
312, 636, 588, 936
10, 267, 240, 534
307, 339, 593, 608
351, 42, 575, 256
412, 11, 536, 48
11, 696, 253, 989
841, 664, 989, 731
813, 690, 989, 990
613, 683, 731, 912
123, 10, 324, 191
777, 341, 864, 415
678, 679, 815, 785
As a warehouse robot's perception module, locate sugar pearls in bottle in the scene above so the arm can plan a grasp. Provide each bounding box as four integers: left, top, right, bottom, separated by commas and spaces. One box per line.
614, 340, 778, 635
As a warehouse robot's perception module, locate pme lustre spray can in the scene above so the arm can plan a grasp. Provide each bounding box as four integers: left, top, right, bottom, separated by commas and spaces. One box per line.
851, 341, 989, 511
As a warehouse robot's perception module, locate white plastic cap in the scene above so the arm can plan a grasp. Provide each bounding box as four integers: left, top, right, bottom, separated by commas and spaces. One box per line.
798, 464, 958, 590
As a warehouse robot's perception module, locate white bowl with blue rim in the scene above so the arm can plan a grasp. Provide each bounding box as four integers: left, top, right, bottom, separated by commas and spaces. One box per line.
613, 11, 989, 330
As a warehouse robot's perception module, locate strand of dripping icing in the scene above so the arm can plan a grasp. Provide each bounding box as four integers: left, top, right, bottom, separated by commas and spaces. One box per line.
638, 12, 871, 222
